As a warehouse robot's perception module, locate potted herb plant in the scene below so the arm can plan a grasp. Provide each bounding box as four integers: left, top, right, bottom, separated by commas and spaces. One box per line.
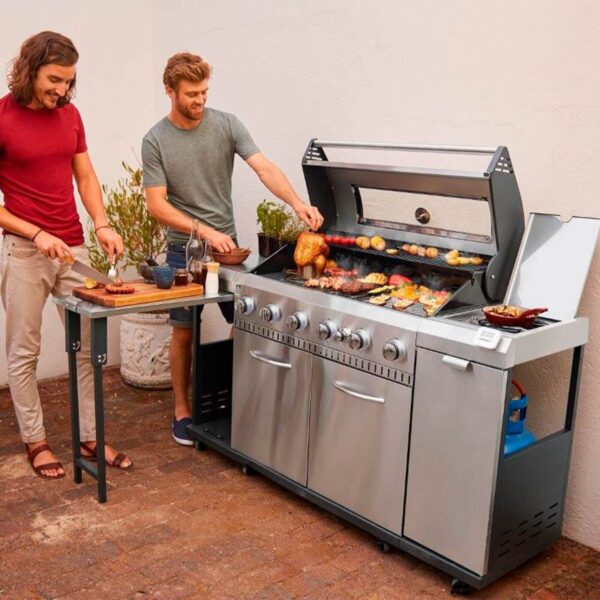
86, 162, 171, 390
256, 199, 305, 256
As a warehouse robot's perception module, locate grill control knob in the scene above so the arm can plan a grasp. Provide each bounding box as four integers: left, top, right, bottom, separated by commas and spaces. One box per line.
259, 304, 282, 322
334, 327, 352, 343
382, 339, 407, 361
286, 312, 309, 332
349, 329, 371, 350
317, 320, 337, 340
234, 296, 256, 315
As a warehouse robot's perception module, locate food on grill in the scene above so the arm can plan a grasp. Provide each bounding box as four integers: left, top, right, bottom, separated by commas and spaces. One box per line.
368, 285, 395, 295
314, 253, 327, 277
359, 272, 388, 285
417, 246, 426, 257
446, 258, 459, 266
294, 232, 329, 277
368, 294, 390, 305
401, 243, 410, 252
386, 248, 399, 255
106, 284, 135, 294
339, 280, 377, 294
324, 267, 358, 278
393, 299, 415, 311
445, 249, 459, 260
325, 259, 337, 269
389, 274, 412, 286
425, 247, 439, 258
469, 256, 483, 265
457, 257, 471, 266
355, 236, 371, 250
409, 244, 419, 255
370, 236, 386, 251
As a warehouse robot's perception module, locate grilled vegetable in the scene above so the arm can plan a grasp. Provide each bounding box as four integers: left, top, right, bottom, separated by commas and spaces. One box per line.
425, 247, 439, 258
386, 248, 399, 255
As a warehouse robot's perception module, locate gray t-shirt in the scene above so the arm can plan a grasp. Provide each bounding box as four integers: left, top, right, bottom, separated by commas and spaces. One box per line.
141, 108, 260, 243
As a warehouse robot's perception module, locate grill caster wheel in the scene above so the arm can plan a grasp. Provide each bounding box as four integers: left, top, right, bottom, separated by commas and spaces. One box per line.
242, 465, 256, 476
377, 540, 391, 554
450, 579, 473, 595
194, 441, 207, 451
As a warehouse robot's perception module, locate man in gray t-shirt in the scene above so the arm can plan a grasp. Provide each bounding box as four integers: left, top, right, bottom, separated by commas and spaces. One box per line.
142, 52, 323, 446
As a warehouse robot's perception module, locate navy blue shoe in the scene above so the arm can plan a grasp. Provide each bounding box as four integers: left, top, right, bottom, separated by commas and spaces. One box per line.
172, 417, 194, 446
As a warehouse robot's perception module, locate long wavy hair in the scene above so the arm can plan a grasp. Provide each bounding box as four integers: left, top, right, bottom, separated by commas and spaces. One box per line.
7, 31, 79, 107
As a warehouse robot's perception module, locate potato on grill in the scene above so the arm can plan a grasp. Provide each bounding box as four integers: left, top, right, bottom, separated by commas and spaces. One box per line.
368, 294, 390, 305
355, 236, 371, 250
370, 236, 386, 251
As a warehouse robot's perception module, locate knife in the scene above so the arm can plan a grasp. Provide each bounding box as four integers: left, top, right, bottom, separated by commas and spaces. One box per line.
69, 259, 113, 285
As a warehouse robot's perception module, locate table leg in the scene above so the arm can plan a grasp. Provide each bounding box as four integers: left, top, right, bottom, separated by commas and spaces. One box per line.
191, 305, 202, 425
91, 317, 108, 503
65, 310, 82, 484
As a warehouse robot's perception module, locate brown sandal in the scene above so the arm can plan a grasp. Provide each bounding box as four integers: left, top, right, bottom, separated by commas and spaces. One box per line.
25, 443, 66, 480
80, 442, 132, 470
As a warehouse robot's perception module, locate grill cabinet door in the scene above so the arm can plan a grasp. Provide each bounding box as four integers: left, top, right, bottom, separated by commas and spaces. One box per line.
404, 348, 507, 575
231, 330, 311, 485
307, 358, 411, 535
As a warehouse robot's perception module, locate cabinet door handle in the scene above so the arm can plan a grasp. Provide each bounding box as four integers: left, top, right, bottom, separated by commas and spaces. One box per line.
249, 350, 292, 369
442, 355, 471, 371
333, 381, 385, 404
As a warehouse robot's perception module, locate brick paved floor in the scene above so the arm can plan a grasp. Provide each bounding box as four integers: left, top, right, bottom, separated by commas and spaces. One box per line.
1, 368, 599, 599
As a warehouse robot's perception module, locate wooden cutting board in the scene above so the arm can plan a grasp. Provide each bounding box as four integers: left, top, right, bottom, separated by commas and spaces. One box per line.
73, 281, 204, 307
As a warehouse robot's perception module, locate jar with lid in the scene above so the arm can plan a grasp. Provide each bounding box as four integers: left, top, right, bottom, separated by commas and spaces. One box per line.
204, 261, 220, 295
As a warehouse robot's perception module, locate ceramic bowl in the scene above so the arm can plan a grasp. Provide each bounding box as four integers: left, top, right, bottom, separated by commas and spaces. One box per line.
212, 247, 252, 265
153, 265, 176, 289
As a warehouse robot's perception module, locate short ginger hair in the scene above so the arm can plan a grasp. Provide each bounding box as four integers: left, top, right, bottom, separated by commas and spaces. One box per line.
163, 52, 211, 90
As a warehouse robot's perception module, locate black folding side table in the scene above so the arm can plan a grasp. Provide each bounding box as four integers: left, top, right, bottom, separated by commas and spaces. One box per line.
54, 291, 233, 502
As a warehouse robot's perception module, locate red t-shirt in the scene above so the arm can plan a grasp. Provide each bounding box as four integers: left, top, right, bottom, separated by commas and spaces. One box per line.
0, 93, 87, 246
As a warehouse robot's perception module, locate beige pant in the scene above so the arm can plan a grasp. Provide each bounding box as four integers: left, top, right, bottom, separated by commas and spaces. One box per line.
0, 234, 96, 443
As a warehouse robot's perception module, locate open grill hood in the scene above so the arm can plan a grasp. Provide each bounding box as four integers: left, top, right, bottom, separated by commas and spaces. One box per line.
301, 140, 525, 301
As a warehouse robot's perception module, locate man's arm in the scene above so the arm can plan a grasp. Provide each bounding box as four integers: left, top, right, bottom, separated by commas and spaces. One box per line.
246, 153, 324, 231
72, 152, 123, 260
144, 186, 236, 253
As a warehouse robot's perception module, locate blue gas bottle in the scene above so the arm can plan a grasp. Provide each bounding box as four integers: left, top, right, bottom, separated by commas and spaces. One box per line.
504, 380, 536, 456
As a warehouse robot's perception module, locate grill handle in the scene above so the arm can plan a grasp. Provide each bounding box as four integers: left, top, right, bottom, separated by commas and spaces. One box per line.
249, 350, 292, 370
442, 355, 471, 371
313, 140, 497, 155
333, 381, 385, 404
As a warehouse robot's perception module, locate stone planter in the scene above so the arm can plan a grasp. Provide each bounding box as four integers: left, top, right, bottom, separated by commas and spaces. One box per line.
120, 312, 172, 389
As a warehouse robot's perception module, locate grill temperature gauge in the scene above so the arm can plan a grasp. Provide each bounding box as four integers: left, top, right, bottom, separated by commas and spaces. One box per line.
259, 304, 282, 322
382, 339, 407, 361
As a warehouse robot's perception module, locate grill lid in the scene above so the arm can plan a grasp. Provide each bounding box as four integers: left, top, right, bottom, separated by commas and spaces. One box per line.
504, 213, 600, 321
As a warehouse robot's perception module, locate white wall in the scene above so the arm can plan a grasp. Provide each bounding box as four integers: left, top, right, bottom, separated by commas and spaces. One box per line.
1, 0, 599, 551
0, 1, 155, 381
152, 0, 600, 550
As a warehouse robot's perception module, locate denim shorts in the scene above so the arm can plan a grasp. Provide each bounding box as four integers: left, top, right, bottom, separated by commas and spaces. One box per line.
165, 242, 234, 328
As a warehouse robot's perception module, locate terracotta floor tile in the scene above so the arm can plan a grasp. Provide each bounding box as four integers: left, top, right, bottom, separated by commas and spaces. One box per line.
1, 368, 599, 600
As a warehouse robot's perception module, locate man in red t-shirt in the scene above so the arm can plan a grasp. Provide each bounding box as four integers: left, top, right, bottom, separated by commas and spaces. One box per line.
0, 31, 132, 478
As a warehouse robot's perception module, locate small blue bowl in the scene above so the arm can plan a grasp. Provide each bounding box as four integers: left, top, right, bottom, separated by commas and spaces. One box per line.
153, 265, 176, 289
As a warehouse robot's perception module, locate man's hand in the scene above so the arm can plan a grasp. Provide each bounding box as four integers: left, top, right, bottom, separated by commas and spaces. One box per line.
205, 230, 236, 254
95, 227, 124, 263
34, 231, 75, 262
294, 203, 324, 231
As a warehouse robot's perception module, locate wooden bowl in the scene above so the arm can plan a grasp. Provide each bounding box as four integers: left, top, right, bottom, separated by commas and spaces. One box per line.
212, 247, 252, 265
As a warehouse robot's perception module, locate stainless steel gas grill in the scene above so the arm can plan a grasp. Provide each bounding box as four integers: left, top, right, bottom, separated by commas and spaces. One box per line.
187, 141, 599, 593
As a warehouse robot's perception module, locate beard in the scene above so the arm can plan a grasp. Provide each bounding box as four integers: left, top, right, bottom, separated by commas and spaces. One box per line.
175, 99, 204, 121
